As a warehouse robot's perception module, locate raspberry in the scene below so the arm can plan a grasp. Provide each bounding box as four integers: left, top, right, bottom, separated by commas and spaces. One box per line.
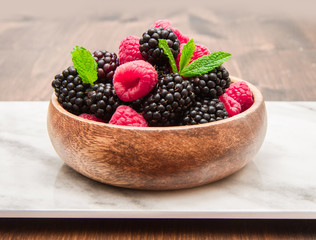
219, 93, 241, 117
79, 113, 105, 123
172, 29, 189, 44
113, 60, 158, 102
225, 81, 254, 112
109, 105, 148, 127
176, 43, 210, 69
150, 19, 189, 44
150, 19, 172, 30
119, 35, 144, 65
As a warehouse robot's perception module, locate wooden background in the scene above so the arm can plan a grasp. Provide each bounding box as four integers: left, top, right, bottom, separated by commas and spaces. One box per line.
1, 0, 316, 239
1, 0, 316, 101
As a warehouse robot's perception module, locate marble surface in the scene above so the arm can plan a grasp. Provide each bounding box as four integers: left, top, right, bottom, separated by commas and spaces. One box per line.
0, 101, 315, 219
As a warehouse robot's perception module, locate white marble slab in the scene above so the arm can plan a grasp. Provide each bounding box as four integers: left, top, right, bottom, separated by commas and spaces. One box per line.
0, 101, 316, 219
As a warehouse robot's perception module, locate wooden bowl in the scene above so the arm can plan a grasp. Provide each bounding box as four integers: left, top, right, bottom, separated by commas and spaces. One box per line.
47, 77, 267, 190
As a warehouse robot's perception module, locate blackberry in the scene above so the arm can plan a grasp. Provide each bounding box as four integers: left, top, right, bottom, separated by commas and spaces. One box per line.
155, 65, 171, 79
189, 65, 231, 99
139, 27, 180, 66
93, 50, 119, 83
52, 66, 90, 115
126, 98, 144, 113
85, 83, 121, 121
181, 99, 228, 125
142, 73, 195, 126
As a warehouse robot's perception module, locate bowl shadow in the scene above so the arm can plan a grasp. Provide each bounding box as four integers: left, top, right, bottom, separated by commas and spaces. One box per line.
53, 160, 262, 210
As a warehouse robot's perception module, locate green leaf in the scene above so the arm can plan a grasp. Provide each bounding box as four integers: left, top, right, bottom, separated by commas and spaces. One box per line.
178, 39, 195, 73
158, 39, 178, 73
71, 46, 98, 86
180, 51, 232, 78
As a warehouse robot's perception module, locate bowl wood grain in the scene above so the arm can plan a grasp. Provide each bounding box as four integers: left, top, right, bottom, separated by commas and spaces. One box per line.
47, 77, 267, 190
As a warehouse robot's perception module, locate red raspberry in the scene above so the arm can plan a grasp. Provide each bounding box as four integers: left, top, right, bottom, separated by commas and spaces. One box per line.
118, 35, 144, 65
109, 105, 148, 127
79, 113, 105, 123
150, 19, 189, 44
225, 81, 254, 112
150, 19, 172, 29
113, 60, 158, 102
219, 93, 241, 117
172, 29, 189, 44
176, 43, 210, 69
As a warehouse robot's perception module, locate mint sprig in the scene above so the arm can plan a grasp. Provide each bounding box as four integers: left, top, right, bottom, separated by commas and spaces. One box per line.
158, 39, 178, 73
180, 51, 232, 78
178, 39, 195, 73
71, 46, 98, 86
157, 38, 231, 78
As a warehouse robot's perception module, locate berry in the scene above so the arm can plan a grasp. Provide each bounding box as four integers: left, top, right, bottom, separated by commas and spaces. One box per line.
125, 98, 145, 113
139, 27, 180, 66
85, 83, 121, 121
119, 35, 144, 65
79, 113, 105, 122
155, 65, 172, 79
52, 66, 90, 115
142, 73, 195, 126
181, 99, 228, 125
176, 43, 210, 69
150, 19, 189, 44
150, 19, 173, 30
225, 81, 254, 112
113, 60, 158, 102
219, 93, 241, 117
189, 65, 231, 99
93, 50, 119, 83
174, 30, 190, 45
109, 105, 148, 127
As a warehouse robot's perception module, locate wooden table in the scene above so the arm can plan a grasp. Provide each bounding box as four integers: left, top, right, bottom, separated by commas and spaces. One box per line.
1, 0, 316, 238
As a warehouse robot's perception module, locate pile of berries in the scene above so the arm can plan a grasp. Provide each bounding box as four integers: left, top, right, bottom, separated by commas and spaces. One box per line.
52, 20, 254, 127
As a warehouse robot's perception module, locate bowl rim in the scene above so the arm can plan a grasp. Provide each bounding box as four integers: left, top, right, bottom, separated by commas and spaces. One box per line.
50, 76, 264, 131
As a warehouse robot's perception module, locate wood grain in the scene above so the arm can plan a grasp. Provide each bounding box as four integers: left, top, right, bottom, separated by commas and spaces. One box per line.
0, 1, 316, 101
1, 219, 316, 240
1, 0, 316, 239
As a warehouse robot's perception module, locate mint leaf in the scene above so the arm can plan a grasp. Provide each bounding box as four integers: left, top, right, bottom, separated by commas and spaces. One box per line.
180, 51, 232, 78
178, 39, 195, 73
158, 39, 178, 73
71, 46, 98, 86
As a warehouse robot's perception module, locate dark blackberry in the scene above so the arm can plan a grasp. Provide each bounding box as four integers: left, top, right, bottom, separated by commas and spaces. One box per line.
93, 50, 119, 83
139, 27, 180, 66
126, 98, 144, 113
85, 83, 121, 121
142, 73, 195, 126
181, 99, 228, 125
189, 65, 231, 99
155, 65, 171, 79
52, 66, 90, 115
